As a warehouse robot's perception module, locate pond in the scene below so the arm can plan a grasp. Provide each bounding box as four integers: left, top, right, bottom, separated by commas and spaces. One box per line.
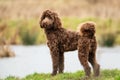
0, 45, 120, 78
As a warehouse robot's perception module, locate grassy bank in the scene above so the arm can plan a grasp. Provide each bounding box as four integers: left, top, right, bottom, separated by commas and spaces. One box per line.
0, 17, 120, 46
4, 69, 120, 80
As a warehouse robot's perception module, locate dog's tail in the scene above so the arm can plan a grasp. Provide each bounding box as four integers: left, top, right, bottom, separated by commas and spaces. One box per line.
78, 21, 96, 37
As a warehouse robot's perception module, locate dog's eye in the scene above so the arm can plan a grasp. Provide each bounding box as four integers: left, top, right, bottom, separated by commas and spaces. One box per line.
84, 30, 89, 32
48, 16, 53, 19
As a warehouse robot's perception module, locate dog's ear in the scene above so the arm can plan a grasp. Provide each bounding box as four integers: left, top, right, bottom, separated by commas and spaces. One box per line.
40, 11, 46, 28
53, 12, 62, 29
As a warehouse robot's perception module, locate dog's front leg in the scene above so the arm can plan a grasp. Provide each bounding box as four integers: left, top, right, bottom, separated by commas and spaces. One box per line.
50, 49, 59, 76
59, 52, 64, 74
49, 45, 59, 76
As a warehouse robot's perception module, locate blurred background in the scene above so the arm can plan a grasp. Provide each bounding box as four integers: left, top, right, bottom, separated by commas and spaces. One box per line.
0, 0, 120, 46
1, 0, 120, 78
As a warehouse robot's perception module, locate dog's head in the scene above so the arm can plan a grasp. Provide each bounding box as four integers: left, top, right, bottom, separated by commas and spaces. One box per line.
40, 10, 62, 29
79, 22, 96, 37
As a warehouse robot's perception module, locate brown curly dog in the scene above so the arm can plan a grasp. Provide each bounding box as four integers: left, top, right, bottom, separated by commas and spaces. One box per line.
40, 10, 80, 76
78, 22, 100, 77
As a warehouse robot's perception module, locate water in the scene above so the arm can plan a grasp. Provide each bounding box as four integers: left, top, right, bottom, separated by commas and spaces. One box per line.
0, 45, 120, 78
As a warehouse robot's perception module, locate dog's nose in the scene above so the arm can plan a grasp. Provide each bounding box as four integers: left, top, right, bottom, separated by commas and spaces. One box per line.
42, 20, 48, 24
42, 18, 50, 24
42, 21, 48, 28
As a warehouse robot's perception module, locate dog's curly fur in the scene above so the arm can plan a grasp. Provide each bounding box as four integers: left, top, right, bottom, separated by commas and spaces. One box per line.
78, 22, 100, 77
40, 10, 80, 76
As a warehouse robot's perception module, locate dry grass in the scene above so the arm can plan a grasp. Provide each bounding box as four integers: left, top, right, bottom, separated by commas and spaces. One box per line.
0, 0, 120, 19
0, 45, 15, 58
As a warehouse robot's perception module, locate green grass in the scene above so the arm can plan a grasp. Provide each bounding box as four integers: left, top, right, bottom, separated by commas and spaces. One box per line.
0, 17, 120, 46
3, 69, 120, 80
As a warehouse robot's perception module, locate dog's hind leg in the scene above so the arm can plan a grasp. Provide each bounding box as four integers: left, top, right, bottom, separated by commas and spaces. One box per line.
88, 51, 100, 77
88, 41, 100, 77
88, 52, 100, 77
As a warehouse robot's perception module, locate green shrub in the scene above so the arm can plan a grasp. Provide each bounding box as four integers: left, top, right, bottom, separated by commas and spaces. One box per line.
5, 76, 19, 80
19, 27, 39, 45
99, 32, 116, 47
115, 75, 120, 80
1, 18, 120, 46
